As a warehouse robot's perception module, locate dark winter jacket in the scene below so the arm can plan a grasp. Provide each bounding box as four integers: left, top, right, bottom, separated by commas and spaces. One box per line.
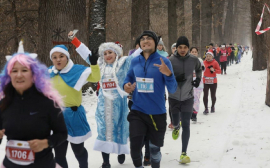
168, 52, 202, 101
0, 86, 67, 168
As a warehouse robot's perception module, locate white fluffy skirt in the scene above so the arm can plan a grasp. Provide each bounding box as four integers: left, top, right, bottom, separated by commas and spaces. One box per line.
93, 139, 130, 155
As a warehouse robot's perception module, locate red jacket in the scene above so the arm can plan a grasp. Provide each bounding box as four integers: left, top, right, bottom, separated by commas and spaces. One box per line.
219, 49, 228, 62
203, 59, 221, 83
226, 47, 232, 56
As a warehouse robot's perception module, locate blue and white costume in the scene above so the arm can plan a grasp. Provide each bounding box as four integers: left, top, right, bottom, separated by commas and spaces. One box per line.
76, 42, 141, 154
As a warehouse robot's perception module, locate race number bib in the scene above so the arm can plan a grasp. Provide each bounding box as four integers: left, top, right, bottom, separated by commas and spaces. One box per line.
222, 53, 227, 56
205, 77, 215, 84
6, 140, 35, 165
102, 78, 117, 90
136, 77, 154, 93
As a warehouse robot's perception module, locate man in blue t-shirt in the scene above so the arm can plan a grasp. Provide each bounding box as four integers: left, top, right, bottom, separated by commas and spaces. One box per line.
123, 30, 177, 168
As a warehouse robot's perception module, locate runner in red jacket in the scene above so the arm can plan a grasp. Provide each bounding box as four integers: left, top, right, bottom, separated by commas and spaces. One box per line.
218, 44, 228, 75
203, 51, 221, 114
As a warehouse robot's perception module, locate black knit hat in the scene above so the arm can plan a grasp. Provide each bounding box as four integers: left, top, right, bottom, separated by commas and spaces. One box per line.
139, 30, 159, 49
209, 43, 214, 46
176, 36, 189, 48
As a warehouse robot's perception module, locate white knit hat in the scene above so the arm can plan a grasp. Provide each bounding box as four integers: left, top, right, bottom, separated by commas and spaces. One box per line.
50, 45, 70, 60
206, 52, 214, 57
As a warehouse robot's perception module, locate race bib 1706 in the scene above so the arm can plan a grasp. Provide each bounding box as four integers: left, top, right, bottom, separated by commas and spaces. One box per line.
6, 140, 35, 166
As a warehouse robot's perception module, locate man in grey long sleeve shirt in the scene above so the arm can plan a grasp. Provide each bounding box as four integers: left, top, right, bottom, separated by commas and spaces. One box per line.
168, 36, 202, 164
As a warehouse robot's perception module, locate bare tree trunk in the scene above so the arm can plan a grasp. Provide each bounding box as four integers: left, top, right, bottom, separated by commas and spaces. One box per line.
264, 2, 270, 106
38, 0, 87, 66
177, 0, 185, 36
224, 0, 234, 43
212, 0, 219, 44
192, 0, 200, 50
89, 0, 107, 50
168, 0, 177, 50
250, 0, 267, 71
131, 0, 149, 46
232, 0, 238, 43
200, 0, 212, 56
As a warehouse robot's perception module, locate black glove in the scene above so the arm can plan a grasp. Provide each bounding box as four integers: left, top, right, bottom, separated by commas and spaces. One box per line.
175, 73, 186, 82
207, 65, 214, 73
202, 66, 205, 71
191, 77, 201, 88
89, 49, 99, 65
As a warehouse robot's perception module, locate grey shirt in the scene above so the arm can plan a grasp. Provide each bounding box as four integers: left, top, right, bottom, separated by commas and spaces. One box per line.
168, 52, 202, 101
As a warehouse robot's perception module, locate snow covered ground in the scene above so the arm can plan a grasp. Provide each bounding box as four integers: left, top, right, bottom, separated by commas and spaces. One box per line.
1, 51, 269, 168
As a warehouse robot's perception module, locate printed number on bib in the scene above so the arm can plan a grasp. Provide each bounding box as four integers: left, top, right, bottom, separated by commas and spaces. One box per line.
223, 53, 226, 56
205, 77, 214, 84
6, 140, 35, 165
136, 77, 154, 93
102, 78, 117, 90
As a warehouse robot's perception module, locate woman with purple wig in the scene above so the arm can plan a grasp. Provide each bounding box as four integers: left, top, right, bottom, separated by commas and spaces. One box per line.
0, 41, 67, 168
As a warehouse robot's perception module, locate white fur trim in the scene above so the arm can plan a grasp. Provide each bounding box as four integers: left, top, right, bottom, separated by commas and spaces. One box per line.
132, 47, 143, 57
50, 47, 70, 60
98, 42, 123, 58
60, 59, 74, 73
74, 67, 92, 91
76, 43, 92, 60
93, 139, 130, 155
67, 131, 92, 144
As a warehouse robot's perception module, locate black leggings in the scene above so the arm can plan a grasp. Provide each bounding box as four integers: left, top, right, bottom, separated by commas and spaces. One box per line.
203, 83, 217, 109
55, 140, 88, 168
128, 101, 150, 159
220, 61, 227, 73
169, 98, 193, 153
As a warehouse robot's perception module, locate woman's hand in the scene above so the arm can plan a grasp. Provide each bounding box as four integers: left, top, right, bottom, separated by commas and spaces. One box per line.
28, 139, 49, 152
0, 129, 5, 139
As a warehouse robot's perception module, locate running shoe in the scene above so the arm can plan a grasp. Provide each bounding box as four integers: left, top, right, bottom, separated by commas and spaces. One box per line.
101, 163, 111, 168
191, 112, 197, 122
143, 156, 151, 166
168, 123, 174, 129
203, 108, 209, 115
172, 122, 181, 140
179, 152, 190, 164
118, 154, 125, 164
211, 107, 215, 113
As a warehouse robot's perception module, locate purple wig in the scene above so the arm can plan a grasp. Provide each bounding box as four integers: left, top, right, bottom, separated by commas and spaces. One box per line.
0, 53, 64, 110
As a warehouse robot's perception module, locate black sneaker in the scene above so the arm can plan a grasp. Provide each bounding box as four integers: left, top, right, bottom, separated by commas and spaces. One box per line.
101, 162, 111, 168
118, 154, 125, 164
143, 156, 151, 166
191, 113, 197, 122
211, 107, 215, 113
203, 109, 209, 115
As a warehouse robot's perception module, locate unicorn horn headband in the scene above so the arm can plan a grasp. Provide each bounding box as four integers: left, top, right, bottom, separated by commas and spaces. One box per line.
5, 40, 38, 61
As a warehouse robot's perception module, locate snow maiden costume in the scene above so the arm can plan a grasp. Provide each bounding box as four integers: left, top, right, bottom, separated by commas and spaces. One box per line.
48, 44, 100, 168
71, 37, 141, 167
